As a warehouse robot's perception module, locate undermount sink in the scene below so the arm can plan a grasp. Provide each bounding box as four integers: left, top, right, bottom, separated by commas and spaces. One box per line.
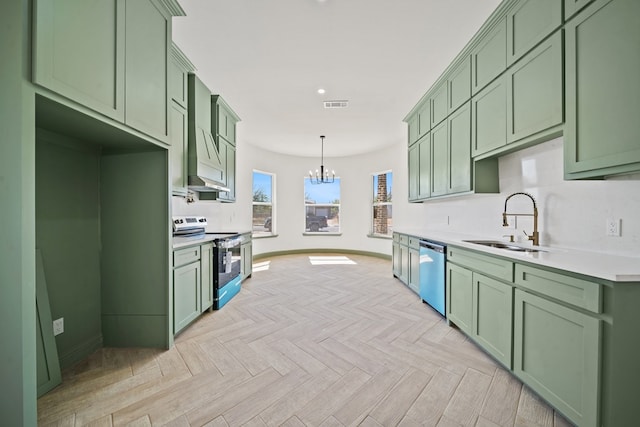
463, 240, 545, 253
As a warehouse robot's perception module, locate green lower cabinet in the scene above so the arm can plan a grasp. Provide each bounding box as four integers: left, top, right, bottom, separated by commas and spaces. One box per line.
399, 244, 409, 285
514, 289, 600, 427
447, 263, 474, 335
173, 260, 201, 334
241, 235, 253, 281
472, 273, 513, 368
200, 244, 213, 312
564, 0, 640, 179
392, 238, 401, 277
408, 246, 420, 294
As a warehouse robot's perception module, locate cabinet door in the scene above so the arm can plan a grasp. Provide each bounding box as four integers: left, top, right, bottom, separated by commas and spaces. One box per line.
170, 103, 188, 196
564, 0, 640, 179
448, 57, 472, 113
473, 273, 513, 368
392, 240, 402, 277
506, 0, 562, 65
36, 250, 61, 397
565, 0, 596, 20
407, 113, 419, 146
408, 143, 419, 201
471, 17, 507, 94
448, 102, 472, 194
430, 82, 448, 128
472, 75, 507, 157
200, 244, 213, 312
418, 101, 431, 138
447, 263, 473, 335
417, 134, 432, 200
217, 140, 236, 202
124, 0, 170, 143
169, 45, 192, 109
241, 241, 252, 280
33, 0, 125, 121
514, 290, 600, 427
507, 32, 563, 144
408, 247, 420, 294
399, 244, 409, 284
173, 261, 201, 334
431, 121, 448, 197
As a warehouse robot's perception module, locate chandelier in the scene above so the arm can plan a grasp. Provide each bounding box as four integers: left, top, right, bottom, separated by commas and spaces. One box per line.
308, 135, 335, 184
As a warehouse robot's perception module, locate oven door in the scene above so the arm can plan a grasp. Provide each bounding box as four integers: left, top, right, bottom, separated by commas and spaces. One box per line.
215, 237, 241, 289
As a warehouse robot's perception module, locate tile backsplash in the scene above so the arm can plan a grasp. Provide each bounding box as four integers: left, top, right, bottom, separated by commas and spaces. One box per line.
416, 137, 640, 257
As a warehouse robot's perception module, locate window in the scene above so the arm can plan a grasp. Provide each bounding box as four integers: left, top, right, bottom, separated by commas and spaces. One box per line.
252, 170, 274, 236
372, 171, 392, 236
304, 177, 340, 233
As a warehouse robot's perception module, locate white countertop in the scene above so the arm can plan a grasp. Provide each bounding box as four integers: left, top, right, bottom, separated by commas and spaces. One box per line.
395, 229, 640, 283
173, 231, 250, 250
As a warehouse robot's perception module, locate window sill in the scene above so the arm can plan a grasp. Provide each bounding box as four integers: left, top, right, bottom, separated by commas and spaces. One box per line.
303, 232, 343, 236
252, 233, 278, 239
367, 233, 393, 240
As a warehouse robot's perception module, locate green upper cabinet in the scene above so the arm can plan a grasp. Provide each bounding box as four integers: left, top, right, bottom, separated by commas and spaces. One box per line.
564, 0, 640, 179
448, 102, 472, 194
506, 0, 563, 65
33, 0, 184, 144
169, 44, 195, 197
472, 74, 507, 157
430, 82, 449, 128
169, 43, 194, 110
215, 139, 236, 202
507, 31, 563, 144
418, 100, 431, 139
124, 0, 171, 143
407, 113, 420, 146
448, 56, 472, 113
33, 0, 125, 121
408, 132, 431, 202
565, 0, 597, 20
471, 17, 507, 94
212, 95, 241, 147
431, 121, 448, 197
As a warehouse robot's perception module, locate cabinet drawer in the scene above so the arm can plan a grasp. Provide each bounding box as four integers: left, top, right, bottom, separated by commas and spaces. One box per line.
448, 247, 513, 282
398, 234, 409, 245
392, 232, 400, 242
173, 246, 201, 268
514, 264, 602, 313
408, 236, 420, 249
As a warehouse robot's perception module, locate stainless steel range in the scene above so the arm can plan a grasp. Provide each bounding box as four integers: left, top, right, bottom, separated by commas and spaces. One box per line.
172, 216, 242, 309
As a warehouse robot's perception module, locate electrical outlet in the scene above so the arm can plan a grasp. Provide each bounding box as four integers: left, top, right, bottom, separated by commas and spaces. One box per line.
53, 318, 64, 336
606, 218, 621, 237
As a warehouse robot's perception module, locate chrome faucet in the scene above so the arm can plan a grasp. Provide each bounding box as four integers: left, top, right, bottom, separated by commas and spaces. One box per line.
502, 192, 539, 246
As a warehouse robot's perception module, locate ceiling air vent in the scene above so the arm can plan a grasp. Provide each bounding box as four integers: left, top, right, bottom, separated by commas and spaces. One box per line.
323, 100, 349, 109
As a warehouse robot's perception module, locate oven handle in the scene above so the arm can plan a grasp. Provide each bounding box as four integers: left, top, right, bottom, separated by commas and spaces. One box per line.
217, 237, 241, 249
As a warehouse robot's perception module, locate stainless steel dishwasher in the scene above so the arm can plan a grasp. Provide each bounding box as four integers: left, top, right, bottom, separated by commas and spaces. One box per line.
419, 240, 446, 317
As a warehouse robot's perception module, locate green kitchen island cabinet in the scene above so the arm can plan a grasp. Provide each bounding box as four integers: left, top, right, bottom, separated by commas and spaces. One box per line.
33, 0, 184, 144
564, 0, 640, 179
446, 242, 640, 427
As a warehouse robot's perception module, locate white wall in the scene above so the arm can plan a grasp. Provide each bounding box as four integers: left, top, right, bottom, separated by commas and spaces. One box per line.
174, 136, 640, 259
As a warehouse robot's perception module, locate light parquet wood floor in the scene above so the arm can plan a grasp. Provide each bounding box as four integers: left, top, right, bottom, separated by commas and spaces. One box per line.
38, 253, 574, 427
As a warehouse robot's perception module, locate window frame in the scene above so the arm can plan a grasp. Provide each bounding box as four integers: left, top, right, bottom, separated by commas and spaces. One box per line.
303, 177, 341, 235
252, 170, 275, 237
371, 170, 392, 237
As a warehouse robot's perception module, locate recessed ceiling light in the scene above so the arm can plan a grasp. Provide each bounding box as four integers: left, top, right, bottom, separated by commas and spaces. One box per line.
317, 88, 325, 94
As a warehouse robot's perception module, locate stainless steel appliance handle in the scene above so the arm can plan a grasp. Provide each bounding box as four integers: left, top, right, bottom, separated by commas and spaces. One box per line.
419, 241, 445, 253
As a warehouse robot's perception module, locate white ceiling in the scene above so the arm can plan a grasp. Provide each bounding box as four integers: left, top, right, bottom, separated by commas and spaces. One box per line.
172, 0, 502, 158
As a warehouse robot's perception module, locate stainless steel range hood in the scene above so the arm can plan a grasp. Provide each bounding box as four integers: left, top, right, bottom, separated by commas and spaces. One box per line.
187, 74, 229, 193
